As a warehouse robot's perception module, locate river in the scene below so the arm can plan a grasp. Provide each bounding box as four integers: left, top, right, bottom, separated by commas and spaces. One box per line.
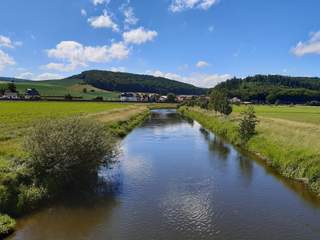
9, 109, 320, 240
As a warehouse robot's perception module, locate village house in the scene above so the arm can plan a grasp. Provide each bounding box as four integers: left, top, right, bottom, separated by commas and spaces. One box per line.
120, 92, 137, 102
25, 88, 40, 100
2, 90, 19, 99
230, 97, 241, 104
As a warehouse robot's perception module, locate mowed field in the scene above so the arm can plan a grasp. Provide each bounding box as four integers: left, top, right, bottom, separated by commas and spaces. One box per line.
233, 105, 320, 159
0, 101, 145, 164
0, 79, 119, 100
233, 105, 320, 124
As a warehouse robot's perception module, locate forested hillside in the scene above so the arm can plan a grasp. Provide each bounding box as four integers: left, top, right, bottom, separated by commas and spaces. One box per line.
214, 75, 320, 104
68, 70, 207, 95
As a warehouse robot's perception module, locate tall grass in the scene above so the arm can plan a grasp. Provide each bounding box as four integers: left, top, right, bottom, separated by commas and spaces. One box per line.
179, 106, 320, 195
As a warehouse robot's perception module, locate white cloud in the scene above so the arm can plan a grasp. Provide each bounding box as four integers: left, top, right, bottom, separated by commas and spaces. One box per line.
109, 66, 126, 72
46, 41, 129, 72
196, 60, 209, 68
0, 49, 15, 71
123, 6, 138, 26
15, 72, 34, 79
148, 70, 231, 88
81, 9, 87, 17
35, 73, 63, 80
292, 31, 320, 56
15, 72, 63, 80
169, 0, 218, 12
0, 35, 22, 49
123, 27, 158, 45
0, 35, 14, 48
92, 0, 110, 6
88, 10, 119, 31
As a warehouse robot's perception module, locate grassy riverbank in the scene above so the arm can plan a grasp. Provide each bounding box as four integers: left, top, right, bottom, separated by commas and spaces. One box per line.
179, 106, 320, 196
0, 101, 150, 237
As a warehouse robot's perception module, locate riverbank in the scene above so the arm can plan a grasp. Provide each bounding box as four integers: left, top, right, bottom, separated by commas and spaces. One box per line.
0, 101, 152, 237
178, 106, 320, 196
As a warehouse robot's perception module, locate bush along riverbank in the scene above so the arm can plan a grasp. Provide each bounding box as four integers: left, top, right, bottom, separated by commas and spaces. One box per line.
178, 106, 320, 196
0, 105, 150, 238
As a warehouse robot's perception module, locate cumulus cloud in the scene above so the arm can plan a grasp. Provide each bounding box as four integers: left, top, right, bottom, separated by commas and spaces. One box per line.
109, 66, 126, 72
147, 70, 231, 88
46, 41, 129, 72
15, 72, 34, 79
123, 6, 138, 26
292, 31, 320, 56
196, 60, 209, 68
35, 73, 63, 80
169, 0, 218, 12
15, 72, 63, 80
0, 35, 15, 48
0, 49, 15, 71
123, 27, 158, 45
88, 10, 119, 31
0, 35, 22, 49
92, 0, 110, 6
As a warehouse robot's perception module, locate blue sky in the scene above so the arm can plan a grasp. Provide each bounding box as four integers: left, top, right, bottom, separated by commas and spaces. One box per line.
0, 0, 320, 87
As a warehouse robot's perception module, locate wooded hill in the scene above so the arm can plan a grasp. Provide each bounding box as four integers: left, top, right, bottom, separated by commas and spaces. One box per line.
214, 75, 320, 104
68, 70, 207, 95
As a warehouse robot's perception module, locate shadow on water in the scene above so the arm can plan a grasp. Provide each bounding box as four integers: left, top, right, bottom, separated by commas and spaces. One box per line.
198, 122, 320, 208
9, 163, 123, 240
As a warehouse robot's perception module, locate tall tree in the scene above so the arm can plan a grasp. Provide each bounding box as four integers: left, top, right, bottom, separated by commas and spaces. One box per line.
209, 90, 232, 116
7, 82, 17, 92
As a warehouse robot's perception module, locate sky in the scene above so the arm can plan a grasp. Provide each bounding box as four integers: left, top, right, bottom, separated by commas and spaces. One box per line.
0, 0, 320, 88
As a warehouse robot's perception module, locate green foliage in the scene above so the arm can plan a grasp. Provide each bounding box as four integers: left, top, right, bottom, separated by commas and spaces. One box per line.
64, 93, 73, 100
0, 214, 16, 236
214, 74, 320, 104
7, 82, 17, 92
209, 90, 232, 115
17, 185, 47, 213
108, 110, 150, 137
71, 70, 207, 95
166, 93, 176, 103
238, 106, 258, 144
24, 117, 115, 192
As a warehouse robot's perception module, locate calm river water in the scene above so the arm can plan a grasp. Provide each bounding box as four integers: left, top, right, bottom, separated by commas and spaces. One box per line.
9, 109, 320, 240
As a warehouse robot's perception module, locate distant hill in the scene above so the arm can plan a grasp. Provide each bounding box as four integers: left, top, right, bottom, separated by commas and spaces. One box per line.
0, 77, 119, 100
214, 75, 320, 104
68, 70, 207, 95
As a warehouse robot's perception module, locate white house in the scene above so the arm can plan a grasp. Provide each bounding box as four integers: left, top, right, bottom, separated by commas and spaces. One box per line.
3, 90, 18, 99
120, 92, 137, 102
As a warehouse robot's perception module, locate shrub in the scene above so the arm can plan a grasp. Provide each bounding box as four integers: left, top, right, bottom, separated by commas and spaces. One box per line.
0, 214, 16, 237
238, 106, 258, 144
24, 117, 115, 192
17, 185, 47, 213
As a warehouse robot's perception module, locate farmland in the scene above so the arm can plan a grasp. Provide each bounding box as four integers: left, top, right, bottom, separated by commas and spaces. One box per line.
0, 79, 119, 100
0, 101, 148, 160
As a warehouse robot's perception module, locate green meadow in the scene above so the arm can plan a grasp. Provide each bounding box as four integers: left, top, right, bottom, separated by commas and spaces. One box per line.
0, 101, 148, 168
179, 105, 320, 195
0, 80, 119, 100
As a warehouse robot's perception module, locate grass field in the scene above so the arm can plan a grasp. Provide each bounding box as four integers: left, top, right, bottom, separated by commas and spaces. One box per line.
179, 105, 320, 195
0, 101, 148, 163
0, 79, 119, 100
233, 105, 320, 125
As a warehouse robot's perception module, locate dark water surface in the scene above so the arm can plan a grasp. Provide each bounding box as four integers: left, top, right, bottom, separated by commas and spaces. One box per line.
9, 110, 320, 240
